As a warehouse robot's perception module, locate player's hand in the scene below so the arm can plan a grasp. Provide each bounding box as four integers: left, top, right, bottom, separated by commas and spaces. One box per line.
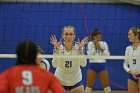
138, 78, 140, 89
95, 42, 102, 50
50, 35, 61, 49
78, 36, 88, 49
132, 72, 138, 80
128, 70, 138, 80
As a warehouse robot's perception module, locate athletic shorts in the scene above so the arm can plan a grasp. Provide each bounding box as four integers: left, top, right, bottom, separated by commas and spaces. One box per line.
63, 80, 83, 91
88, 62, 107, 73
128, 73, 140, 83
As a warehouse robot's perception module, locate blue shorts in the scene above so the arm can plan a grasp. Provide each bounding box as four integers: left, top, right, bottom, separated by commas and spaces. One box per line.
63, 80, 83, 91
128, 74, 140, 83
88, 63, 107, 73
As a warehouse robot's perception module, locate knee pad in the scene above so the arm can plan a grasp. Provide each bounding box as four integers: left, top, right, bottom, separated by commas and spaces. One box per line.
104, 86, 111, 93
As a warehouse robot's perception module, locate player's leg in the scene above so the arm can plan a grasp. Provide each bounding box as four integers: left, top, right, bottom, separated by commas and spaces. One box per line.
128, 74, 139, 93
128, 79, 138, 93
138, 78, 140, 91
128, 73, 139, 93
99, 70, 111, 93
85, 69, 97, 93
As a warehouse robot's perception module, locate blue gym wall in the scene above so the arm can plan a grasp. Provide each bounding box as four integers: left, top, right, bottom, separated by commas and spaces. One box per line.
0, 3, 140, 90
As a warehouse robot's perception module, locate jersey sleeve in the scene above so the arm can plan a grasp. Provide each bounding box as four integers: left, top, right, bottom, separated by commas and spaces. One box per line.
0, 71, 9, 93
102, 42, 110, 55
42, 58, 50, 71
48, 72, 64, 93
76, 43, 87, 67
52, 56, 59, 68
80, 57, 87, 67
52, 46, 59, 68
123, 47, 130, 72
87, 42, 95, 55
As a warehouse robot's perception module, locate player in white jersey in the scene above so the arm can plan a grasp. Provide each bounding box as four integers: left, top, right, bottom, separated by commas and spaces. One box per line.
123, 27, 140, 93
36, 46, 50, 71
85, 29, 111, 93
50, 26, 88, 93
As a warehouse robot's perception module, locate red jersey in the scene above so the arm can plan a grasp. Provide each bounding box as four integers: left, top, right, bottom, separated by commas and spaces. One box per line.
0, 65, 64, 93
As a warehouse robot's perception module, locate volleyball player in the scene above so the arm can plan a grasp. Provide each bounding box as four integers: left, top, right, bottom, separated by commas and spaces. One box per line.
36, 46, 50, 70
0, 40, 64, 93
50, 26, 88, 93
85, 29, 111, 93
123, 27, 140, 93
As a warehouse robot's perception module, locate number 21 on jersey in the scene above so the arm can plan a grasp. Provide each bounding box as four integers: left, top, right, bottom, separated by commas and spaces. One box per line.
65, 61, 72, 68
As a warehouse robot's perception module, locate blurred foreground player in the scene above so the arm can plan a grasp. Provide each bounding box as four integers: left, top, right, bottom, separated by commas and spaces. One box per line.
0, 40, 64, 93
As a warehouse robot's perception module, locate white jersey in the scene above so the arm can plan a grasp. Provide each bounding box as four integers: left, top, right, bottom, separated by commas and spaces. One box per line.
123, 45, 140, 74
41, 58, 50, 71
52, 42, 86, 86
87, 41, 110, 63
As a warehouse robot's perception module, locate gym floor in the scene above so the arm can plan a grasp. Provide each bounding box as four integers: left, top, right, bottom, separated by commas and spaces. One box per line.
92, 90, 127, 93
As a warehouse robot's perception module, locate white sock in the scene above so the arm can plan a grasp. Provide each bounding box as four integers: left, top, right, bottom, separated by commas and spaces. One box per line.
85, 86, 92, 93
104, 86, 111, 93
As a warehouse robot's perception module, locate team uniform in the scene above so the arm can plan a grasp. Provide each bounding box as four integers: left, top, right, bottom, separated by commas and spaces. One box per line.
41, 58, 50, 71
52, 41, 87, 90
123, 45, 140, 83
0, 65, 64, 93
87, 41, 110, 73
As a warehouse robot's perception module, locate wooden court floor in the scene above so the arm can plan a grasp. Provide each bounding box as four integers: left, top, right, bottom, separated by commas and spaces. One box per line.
92, 90, 127, 93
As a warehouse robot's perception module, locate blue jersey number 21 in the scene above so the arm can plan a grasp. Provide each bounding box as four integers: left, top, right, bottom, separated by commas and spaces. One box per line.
65, 61, 72, 68
133, 59, 136, 64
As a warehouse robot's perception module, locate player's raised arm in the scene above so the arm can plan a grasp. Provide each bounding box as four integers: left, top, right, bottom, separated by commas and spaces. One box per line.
50, 35, 62, 54
78, 37, 88, 55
